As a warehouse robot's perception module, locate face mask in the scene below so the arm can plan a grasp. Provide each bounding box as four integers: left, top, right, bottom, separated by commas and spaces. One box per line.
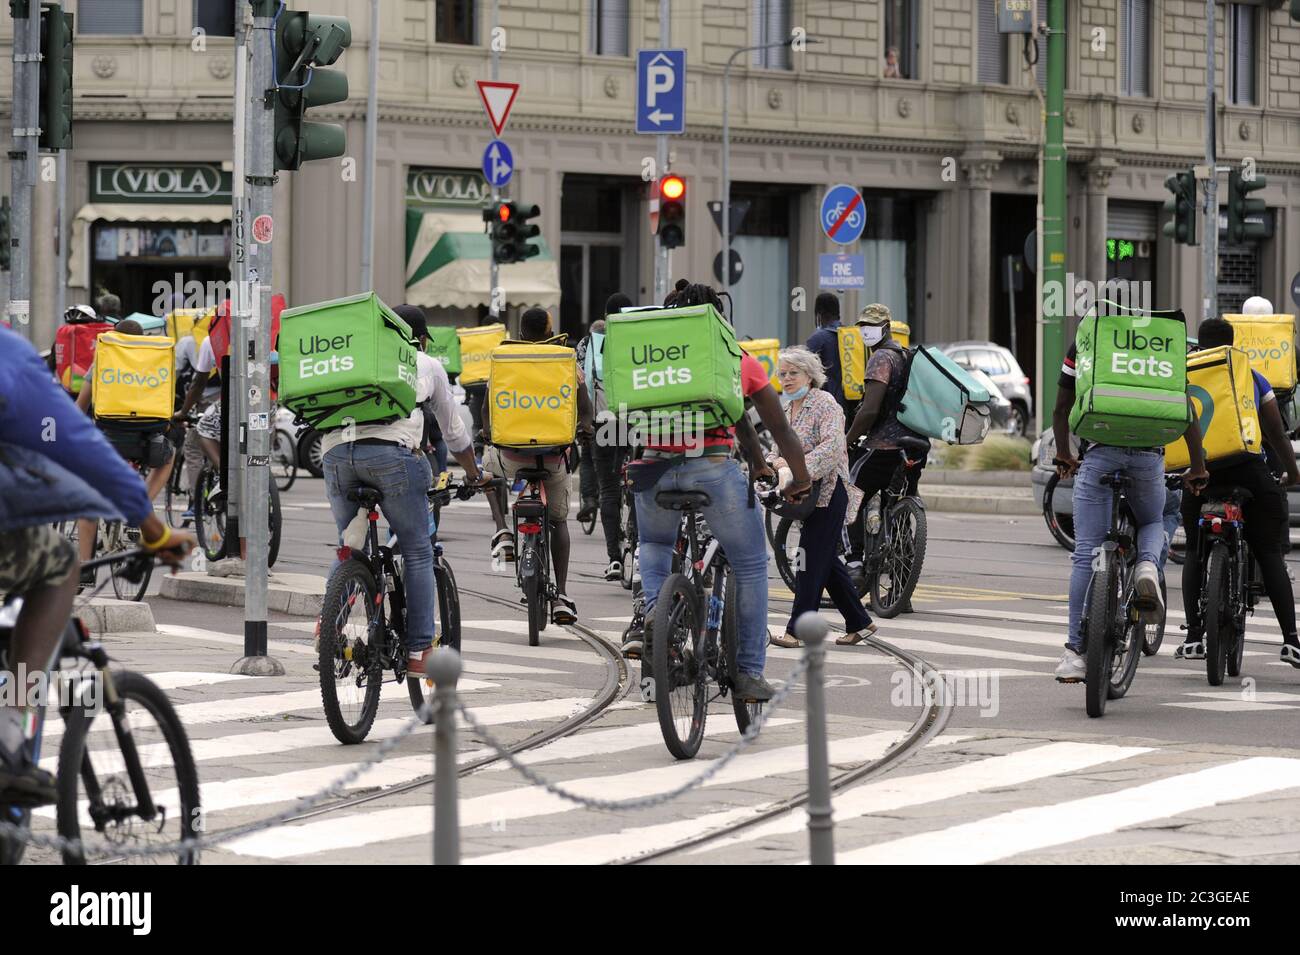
786, 385, 810, 401
860, 325, 886, 347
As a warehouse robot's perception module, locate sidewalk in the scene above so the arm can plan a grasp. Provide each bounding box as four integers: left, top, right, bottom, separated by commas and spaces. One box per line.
920, 468, 1036, 515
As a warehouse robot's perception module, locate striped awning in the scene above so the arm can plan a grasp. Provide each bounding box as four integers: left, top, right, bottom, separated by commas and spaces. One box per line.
404, 209, 560, 310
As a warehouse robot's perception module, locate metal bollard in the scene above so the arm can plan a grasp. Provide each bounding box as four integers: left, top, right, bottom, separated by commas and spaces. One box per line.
426, 649, 462, 865
795, 611, 835, 865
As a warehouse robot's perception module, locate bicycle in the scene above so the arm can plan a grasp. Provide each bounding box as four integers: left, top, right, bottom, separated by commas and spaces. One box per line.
618, 451, 640, 590
271, 425, 299, 492
506, 452, 564, 648
1073, 472, 1148, 718
59, 519, 154, 603
1044, 469, 1186, 567
1193, 485, 1260, 686
0, 549, 200, 865
852, 447, 928, 618
192, 455, 282, 568
316, 479, 479, 744
649, 489, 760, 760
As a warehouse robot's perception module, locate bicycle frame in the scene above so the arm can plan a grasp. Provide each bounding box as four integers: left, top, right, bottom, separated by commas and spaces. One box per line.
861, 454, 923, 572
337, 508, 410, 680
511, 468, 554, 606
1195, 494, 1257, 636
674, 509, 733, 699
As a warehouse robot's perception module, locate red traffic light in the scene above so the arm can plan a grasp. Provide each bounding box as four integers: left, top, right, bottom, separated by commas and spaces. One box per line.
661, 175, 685, 201
498, 204, 512, 222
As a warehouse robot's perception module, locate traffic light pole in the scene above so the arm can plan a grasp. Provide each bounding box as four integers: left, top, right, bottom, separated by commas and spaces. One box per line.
7, 2, 40, 339
233, 1, 282, 677
488, 0, 501, 322
653, 0, 669, 304
359, 0, 378, 293
1201, 0, 1218, 325
227, 7, 249, 580
1038, 0, 1067, 430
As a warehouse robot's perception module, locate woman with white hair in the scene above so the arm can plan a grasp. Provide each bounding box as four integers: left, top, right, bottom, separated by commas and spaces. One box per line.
767, 345, 875, 647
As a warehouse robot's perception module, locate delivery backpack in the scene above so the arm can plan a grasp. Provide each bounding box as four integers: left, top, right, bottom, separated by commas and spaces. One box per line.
1165, 345, 1263, 470
488, 341, 579, 450
424, 325, 463, 377
456, 323, 507, 385
837, 326, 868, 401
278, 291, 419, 431
583, 330, 610, 414
605, 303, 744, 441
1224, 311, 1297, 429
740, 338, 782, 393
91, 332, 176, 423
1068, 305, 1192, 448
55, 319, 114, 395
896, 345, 992, 445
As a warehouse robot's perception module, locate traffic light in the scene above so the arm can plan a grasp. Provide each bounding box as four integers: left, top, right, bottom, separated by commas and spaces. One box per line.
273, 11, 352, 172
485, 202, 542, 264
509, 203, 541, 263
38, 2, 73, 151
0, 197, 11, 272
1226, 167, 1267, 245
658, 174, 686, 249
1161, 170, 1197, 246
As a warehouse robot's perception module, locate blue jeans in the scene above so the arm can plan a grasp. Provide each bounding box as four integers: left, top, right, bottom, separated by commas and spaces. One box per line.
1067, 446, 1166, 652
635, 457, 769, 676
324, 443, 436, 652
1160, 484, 1182, 566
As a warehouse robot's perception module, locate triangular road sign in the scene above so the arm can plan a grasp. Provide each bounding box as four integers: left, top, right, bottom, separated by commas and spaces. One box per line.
476, 81, 520, 137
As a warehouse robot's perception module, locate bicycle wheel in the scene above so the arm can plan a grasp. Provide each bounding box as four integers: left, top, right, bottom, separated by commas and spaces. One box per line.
56, 670, 201, 865
272, 428, 298, 492
519, 537, 543, 647
870, 498, 927, 619
619, 497, 637, 590
1143, 576, 1167, 656
652, 573, 708, 760
164, 460, 189, 528
719, 569, 761, 734
268, 481, 282, 568
193, 466, 226, 563
107, 523, 153, 602
1042, 472, 1076, 551
1083, 565, 1118, 718
1107, 574, 1143, 701
772, 516, 801, 593
1167, 525, 1187, 565
318, 560, 384, 744
408, 558, 463, 722
1203, 544, 1232, 687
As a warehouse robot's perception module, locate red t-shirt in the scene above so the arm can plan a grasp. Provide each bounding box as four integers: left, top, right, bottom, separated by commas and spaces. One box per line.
646, 353, 769, 453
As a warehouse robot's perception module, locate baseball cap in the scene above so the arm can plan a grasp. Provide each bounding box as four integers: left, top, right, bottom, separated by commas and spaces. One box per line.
856, 303, 892, 326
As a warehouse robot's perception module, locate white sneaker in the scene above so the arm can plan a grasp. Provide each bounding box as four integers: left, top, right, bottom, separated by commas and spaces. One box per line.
207, 557, 247, 578
603, 560, 622, 582
1132, 560, 1164, 625
1054, 648, 1086, 683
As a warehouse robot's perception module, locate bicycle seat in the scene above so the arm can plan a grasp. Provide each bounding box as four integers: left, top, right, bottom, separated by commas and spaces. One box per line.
1100, 472, 1132, 489
349, 486, 384, 510
655, 490, 711, 511
515, 467, 551, 483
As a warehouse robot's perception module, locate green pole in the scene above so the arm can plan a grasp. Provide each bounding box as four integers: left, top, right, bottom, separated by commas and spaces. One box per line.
1039, 0, 1067, 431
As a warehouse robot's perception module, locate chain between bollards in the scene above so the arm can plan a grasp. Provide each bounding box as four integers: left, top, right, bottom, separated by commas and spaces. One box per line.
795, 611, 835, 865
427, 649, 462, 866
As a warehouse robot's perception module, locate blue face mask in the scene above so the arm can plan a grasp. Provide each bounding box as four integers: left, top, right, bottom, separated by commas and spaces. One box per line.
786, 384, 810, 401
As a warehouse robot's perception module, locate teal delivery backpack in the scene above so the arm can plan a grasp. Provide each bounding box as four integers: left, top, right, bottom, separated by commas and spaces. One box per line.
896, 345, 992, 445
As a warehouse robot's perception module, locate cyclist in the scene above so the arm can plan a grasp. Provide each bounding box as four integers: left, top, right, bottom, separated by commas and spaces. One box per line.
1175, 317, 1300, 666
1051, 331, 1209, 683
627, 282, 811, 702
321, 304, 491, 682
483, 307, 592, 625
0, 324, 194, 804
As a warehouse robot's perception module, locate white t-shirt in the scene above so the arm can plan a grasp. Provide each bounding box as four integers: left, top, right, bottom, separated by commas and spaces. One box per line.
321, 351, 470, 455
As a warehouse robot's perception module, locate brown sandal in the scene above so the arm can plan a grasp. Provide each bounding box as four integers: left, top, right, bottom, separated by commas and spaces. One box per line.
769, 630, 802, 649
836, 623, 878, 646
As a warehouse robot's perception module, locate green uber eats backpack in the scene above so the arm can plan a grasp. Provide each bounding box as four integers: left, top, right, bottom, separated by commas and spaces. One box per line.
424, 325, 462, 377
279, 291, 420, 431
1068, 304, 1192, 447
604, 303, 745, 442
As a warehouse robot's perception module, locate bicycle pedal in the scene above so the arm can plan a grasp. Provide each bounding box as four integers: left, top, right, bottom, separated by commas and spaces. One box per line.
1054, 676, 1085, 684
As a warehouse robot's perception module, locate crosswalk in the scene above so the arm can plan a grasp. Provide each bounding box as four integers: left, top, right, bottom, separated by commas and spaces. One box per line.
28, 614, 1300, 865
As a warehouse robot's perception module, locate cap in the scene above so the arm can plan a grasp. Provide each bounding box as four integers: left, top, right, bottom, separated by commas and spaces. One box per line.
856, 303, 892, 326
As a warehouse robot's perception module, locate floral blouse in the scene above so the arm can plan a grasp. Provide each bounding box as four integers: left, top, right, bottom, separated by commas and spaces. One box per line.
771, 388, 863, 517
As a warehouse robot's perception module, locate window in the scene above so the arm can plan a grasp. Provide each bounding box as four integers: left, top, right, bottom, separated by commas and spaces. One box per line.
883, 0, 919, 80
1119, 0, 1150, 97
977, 1, 1007, 84
752, 0, 791, 69
591, 0, 629, 56
194, 0, 235, 37
78, 0, 143, 35
1227, 3, 1256, 106
436, 0, 475, 46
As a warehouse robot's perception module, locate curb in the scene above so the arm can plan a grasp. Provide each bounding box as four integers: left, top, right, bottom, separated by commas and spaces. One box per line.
82, 598, 156, 634
924, 490, 1039, 515
159, 571, 326, 616
922, 469, 1032, 488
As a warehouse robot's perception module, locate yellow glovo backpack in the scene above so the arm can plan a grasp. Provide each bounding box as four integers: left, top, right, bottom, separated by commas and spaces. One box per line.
91, 332, 176, 422
487, 340, 579, 449
836, 321, 912, 400
456, 323, 507, 385
740, 338, 782, 393
1223, 312, 1296, 392
1165, 345, 1262, 470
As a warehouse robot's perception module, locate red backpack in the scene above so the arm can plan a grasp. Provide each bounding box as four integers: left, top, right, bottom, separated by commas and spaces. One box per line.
54, 320, 114, 395
206, 295, 286, 396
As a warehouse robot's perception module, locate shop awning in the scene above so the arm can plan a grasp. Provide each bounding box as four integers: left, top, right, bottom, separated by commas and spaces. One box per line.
68, 202, 232, 289
404, 209, 560, 310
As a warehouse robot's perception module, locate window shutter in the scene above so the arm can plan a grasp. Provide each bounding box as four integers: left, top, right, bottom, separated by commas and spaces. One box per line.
1234, 5, 1256, 106
1034, 0, 1048, 89
1130, 0, 1150, 97
767, 0, 790, 69
978, 0, 1005, 84
593, 0, 628, 56
79, 0, 143, 35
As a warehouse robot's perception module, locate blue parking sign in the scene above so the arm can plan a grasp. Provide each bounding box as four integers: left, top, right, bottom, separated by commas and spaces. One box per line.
636, 49, 686, 135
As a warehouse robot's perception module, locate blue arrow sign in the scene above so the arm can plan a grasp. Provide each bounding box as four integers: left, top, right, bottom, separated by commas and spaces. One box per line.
482, 139, 514, 189
820, 183, 866, 244
636, 49, 686, 135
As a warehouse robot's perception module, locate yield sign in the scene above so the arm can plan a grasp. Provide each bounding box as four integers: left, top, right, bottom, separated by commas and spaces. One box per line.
476, 81, 520, 137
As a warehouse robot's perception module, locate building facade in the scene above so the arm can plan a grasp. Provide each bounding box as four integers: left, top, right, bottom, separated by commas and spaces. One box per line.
3, 0, 1300, 397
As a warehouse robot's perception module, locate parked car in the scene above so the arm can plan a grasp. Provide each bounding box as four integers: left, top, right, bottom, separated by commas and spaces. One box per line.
966, 366, 1015, 436
939, 341, 1033, 436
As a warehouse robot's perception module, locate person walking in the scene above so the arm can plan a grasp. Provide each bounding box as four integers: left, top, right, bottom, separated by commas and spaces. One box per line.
766, 346, 876, 648
805, 292, 847, 411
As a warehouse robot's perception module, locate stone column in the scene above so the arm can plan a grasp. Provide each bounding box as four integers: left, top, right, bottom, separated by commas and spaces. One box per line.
1084, 157, 1118, 287
961, 150, 1001, 341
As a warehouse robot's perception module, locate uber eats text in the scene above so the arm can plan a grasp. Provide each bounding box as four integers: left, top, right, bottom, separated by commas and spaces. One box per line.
296, 333, 416, 386
629, 343, 693, 389
1108, 329, 1176, 379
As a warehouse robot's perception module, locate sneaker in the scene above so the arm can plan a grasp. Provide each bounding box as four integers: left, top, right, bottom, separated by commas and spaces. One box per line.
407, 647, 434, 688
1281, 644, 1300, 669
0, 748, 56, 808
603, 560, 622, 582
1175, 640, 1206, 660
491, 529, 515, 563
551, 594, 577, 625
181, 508, 195, 521
207, 557, 247, 578
577, 498, 598, 523
1054, 648, 1086, 683
1132, 560, 1164, 624
731, 671, 775, 702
